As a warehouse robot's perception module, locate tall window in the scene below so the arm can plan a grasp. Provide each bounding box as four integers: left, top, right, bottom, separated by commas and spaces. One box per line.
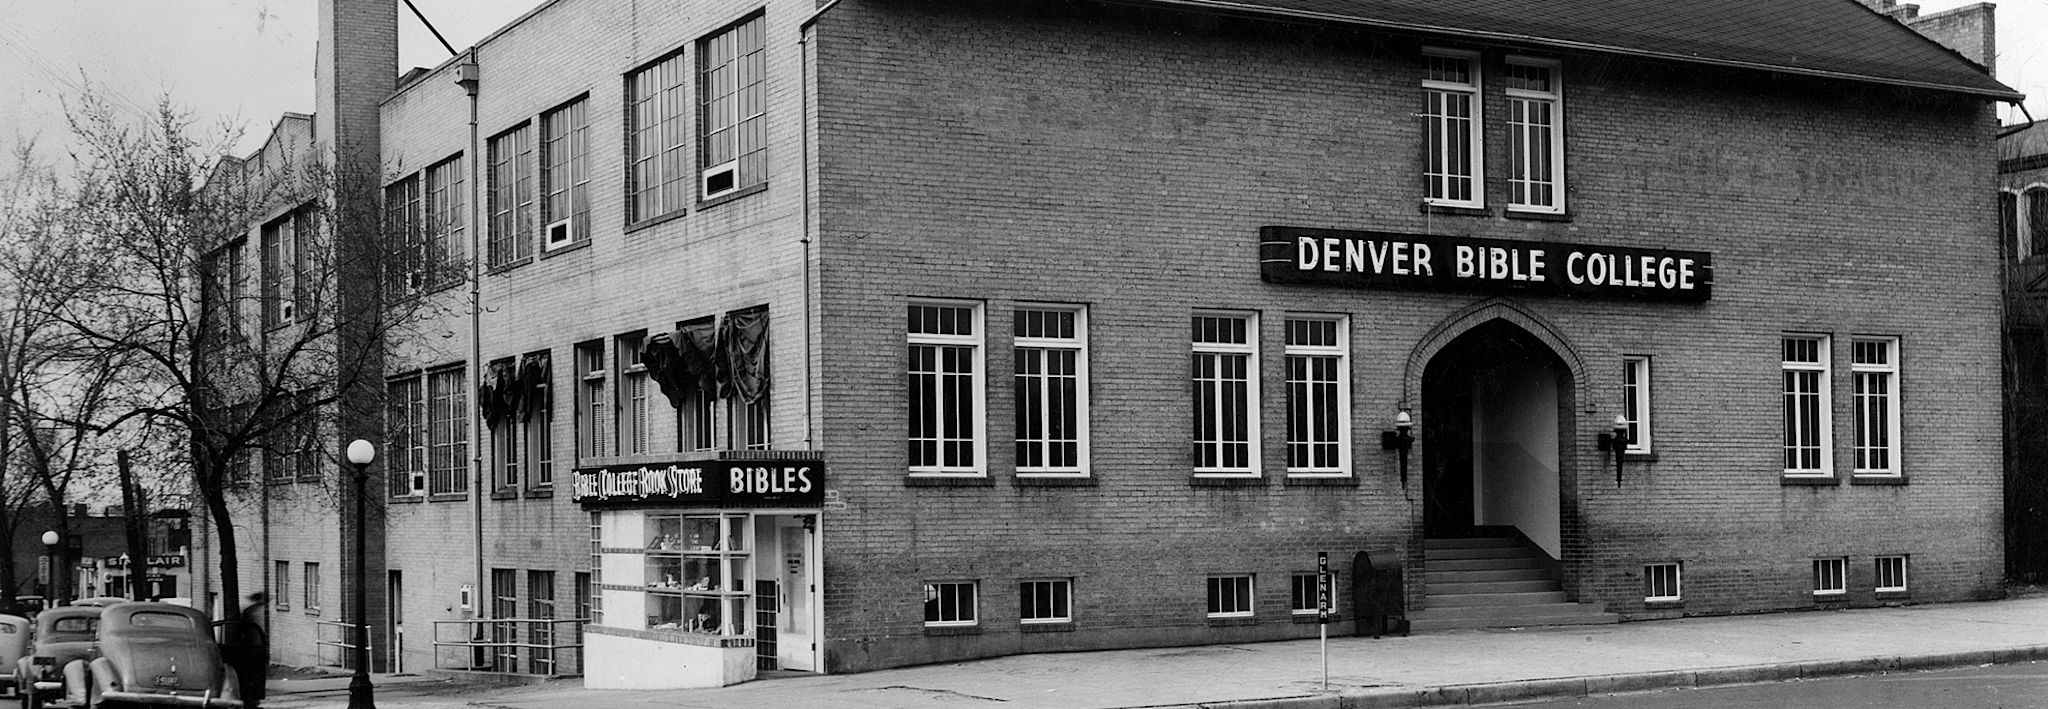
922, 581, 978, 626
525, 350, 555, 488
304, 562, 321, 613
1206, 575, 1254, 618
1285, 315, 1350, 475
1014, 306, 1087, 476
491, 569, 518, 672
699, 14, 767, 199
676, 318, 716, 452
1193, 313, 1259, 475
617, 332, 649, 455
1782, 336, 1830, 476
259, 212, 295, 329
2028, 188, 2048, 258
1422, 48, 1482, 208
1851, 338, 1900, 476
628, 50, 690, 222
491, 357, 521, 491
1812, 558, 1847, 597
1018, 579, 1071, 624
294, 389, 320, 481
387, 376, 426, 496
428, 366, 469, 495
541, 99, 591, 248
382, 175, 422, 295
487, 124, 535, 268
731, 391, 771, 450
1623, 356, 1651, 454
275, 561, 291, 611
291, 209, 313, 321
576, 341, 608, 461
908, 301, 983, 475
2001, 191, 2019, 260
425, 155, 466, 288
1504, 57, 1563, 212
528, 570, 557, 675
587, 513, 603, 625
1644, 563, 1682, 602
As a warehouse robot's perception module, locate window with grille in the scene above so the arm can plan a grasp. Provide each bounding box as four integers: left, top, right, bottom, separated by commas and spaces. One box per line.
386, 376, 426, 496
1422, 48, 1482, 208
923, 581, 978, 626
1782, 336, 1831, 476
1193, 313, 1258, 475
576, 341, 607, 461
908, 301, 983, 475
528, 570, 556, 675
1851, 338, 1900, 476
1644, 563, 1682, 602
428, 367, 469, 495
1504, 57, 1563, 213
587, 513, 603, 625
1207, 575, 1254, 618
492, 569, 518, 672
1014, 306, 1087, 476
1623, 356, 1651, 453
1813, 558, 1847, 597
731, 392, 771, 450
1285, 316, 1350, 475
627, 50, 690, 222
699, 14, 767, 199
1018, 579, 1071, 624
424, 154, 466, 287
382, 175, 422, 296
1875, 555, 1908, 593
486, 124, 535, 268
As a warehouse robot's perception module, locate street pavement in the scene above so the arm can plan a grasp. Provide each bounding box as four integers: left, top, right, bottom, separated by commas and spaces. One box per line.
264, 594, 2048, 709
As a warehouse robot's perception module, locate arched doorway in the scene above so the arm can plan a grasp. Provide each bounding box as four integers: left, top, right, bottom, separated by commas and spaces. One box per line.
1420, 319, 1574, 558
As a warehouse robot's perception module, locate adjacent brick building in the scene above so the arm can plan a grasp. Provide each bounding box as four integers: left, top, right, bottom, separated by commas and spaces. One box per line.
202, 0, 2020, 688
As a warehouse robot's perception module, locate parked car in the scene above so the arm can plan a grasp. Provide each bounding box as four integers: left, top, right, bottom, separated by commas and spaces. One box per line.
15, 606, 103, 709
81, 603, 240, 708
0, 615, 27, 699
64, 600, 125, 610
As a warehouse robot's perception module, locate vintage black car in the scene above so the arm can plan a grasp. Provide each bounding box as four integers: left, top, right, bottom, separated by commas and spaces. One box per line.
78, 603, 240, 708
14, 606, 102, 709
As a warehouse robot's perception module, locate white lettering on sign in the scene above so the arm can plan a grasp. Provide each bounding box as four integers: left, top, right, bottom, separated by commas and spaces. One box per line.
729, 466, 814, 495
1566, 252, 1698, 290
573, 465, 706, 500
1455, 245, 1547, 282
1297, 236, 1435, 277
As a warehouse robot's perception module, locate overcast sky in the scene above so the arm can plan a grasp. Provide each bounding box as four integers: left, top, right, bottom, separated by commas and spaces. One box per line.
0, 0, 2042, 163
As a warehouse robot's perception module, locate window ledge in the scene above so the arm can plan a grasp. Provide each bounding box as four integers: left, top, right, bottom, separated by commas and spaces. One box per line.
1191, 476, 1266, 488
1781, 474, 1838, 487
486, 256, 534, 275
303, 609, 321, 616
525, 486, 555, 499
1644, 600, 1685, 610
625, 210, 688, 234
1851, 474, 1908, 486
1504, 208, 1572, 222
1020, 621, 1075, 633
1207, 616, 1258, 627
538, 238, 591, 260
1876, 590, 1911, 602
1014, 475, 1096, 487
906, 475, 994, 488
490, 489, 519, 501
696, 182, 767, 212
386, 495, 425, 505
924, 624, 982, 636
1284, 476, 1358, 487
1419, 202, 1488, 218
428, 492, 469, 503
1813, 594, 1850, 604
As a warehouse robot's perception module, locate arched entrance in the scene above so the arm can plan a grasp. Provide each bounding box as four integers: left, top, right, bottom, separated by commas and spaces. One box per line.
1420, 319, 1574, 557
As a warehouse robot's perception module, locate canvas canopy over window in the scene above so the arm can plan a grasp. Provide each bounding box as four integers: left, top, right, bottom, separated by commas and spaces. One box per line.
479, 352, 552, 425
641, 306, 768, 408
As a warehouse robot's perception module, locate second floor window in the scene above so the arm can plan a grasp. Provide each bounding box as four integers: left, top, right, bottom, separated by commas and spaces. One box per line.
488, 124, 536, 268
618, 332, 649, 455
577, 340, 608, 460
699, 14, 767, 199
387, 376, 427, 496
628, 50, 691, 223
541, 99, 591, 250
424, 154, 467, 287
1504, 57, 1562, 213
1422, 49, 1482, 208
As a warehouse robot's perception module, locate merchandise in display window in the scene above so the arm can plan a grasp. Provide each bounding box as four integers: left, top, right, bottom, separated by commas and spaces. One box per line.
642, 513, 749, 635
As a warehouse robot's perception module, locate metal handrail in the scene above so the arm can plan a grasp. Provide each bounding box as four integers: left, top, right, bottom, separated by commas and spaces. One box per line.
313, 619, 369, 670
430, 617, 585, 677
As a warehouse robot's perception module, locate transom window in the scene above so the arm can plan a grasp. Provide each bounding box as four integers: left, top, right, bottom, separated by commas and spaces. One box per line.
1207, 575, 1255, 618
908, 302, 984, 476
1813, 557, 1847, 597
1644, 563, 1682, 602
1422, 48, 1482, 208
1193, 313, 1259, 476
1851, 337, 1900, 476
923, 581, 978, 626
1014, 306, 1088, 476
1782, 335, 1831, 476
1504, 57, 1563, 213
1285, 315, 1350, 475
1018, 579, 1072, 624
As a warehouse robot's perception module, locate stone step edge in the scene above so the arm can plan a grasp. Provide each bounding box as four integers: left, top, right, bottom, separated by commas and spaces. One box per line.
1207, 645, 2048, 709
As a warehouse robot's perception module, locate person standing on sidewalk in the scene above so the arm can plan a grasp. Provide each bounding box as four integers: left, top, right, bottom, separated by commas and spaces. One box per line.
221, 592, 270, 708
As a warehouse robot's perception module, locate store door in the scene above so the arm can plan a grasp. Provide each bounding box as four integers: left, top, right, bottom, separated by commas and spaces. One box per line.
776, 522, 815, 671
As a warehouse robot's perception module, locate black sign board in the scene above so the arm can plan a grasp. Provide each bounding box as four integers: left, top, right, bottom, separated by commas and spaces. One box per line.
1260, 226, 1713, 302
573, 459, 825, 509
1317, 552, 1331, 623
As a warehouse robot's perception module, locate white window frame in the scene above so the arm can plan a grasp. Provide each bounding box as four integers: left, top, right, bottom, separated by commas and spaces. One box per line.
1289, 572, 1332, 616
1782, 335, 1832, 477
1014, 305, 1090, 477
1193, 311, 1261, 477
1813, 557, 1847, 597
1206, 574, 1255, 618
1422, 47, 1483, 209
1874, 555, 1908, 593
1503, 56, 1564, 214
1623, 356, 1651, 454
1644, 562, 1682, 602
304, 561, 321, 613
1850, 337, 1901, 477
922, 581, 979, 627
1018, 578, 1072, 625
1284, 314, 1352, 477
908, 300, 987, 476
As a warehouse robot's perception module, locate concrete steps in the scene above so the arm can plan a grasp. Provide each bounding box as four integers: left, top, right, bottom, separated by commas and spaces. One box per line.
1410, 536, 1619, 631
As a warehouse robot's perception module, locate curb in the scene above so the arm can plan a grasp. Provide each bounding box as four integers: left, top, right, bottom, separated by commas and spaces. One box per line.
1202, 645, 2048, 709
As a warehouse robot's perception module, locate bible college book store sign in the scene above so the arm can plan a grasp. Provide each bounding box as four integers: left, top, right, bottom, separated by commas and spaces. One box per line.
574, 459, 826, 508
1259, 226, 1713, 302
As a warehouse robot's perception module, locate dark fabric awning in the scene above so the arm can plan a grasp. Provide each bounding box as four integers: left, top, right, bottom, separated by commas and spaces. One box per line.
720, 305, 770, 404
518, 351, 551, 421
639, 308, 768, 408
479, 359, 520, 426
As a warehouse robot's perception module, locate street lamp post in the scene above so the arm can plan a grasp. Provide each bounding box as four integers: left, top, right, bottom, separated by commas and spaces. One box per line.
345, 439, 377, 709
40, 530, 58, 607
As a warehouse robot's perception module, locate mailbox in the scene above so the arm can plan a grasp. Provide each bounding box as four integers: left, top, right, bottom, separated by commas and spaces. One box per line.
1351, 550, 1408, 638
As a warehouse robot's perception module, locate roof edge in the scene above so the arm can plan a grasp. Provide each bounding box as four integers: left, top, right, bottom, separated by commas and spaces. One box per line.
1101, 0, 2025, 102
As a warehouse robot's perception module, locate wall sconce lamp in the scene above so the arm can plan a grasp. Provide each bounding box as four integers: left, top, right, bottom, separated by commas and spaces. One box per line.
1381, 410, 1415, 486
1595, 414, 1631, 486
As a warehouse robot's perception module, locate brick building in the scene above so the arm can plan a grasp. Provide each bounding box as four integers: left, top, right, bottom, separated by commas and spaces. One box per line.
2000, 119, 2048, 580
203, 0, 2019, 689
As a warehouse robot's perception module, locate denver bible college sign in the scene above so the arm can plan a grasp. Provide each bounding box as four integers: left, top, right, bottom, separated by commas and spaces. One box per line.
1259, 226, 1713, 302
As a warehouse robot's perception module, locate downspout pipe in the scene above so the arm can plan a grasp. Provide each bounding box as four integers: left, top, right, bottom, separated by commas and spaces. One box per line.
455, 52, 485, 634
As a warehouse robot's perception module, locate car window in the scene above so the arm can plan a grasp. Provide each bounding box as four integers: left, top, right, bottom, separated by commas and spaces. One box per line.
128, 612, 195, 631
53, 618, 92, 633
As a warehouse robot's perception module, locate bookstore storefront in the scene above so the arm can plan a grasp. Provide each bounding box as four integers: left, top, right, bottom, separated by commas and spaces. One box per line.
576, 456, 824, 689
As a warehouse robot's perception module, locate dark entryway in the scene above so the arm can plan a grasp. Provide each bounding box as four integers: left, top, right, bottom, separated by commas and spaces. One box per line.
1420, 319, 1573, 553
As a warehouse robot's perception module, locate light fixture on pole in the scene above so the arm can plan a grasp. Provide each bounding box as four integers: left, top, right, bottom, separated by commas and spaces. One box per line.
345, 439, 378, 709
1595, 414, 1632, 486
1380, 410, 1415, 486
41, 530, 59, 606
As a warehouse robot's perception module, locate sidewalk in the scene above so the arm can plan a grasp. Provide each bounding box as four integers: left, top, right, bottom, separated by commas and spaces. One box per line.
265, 595, 2048, 709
